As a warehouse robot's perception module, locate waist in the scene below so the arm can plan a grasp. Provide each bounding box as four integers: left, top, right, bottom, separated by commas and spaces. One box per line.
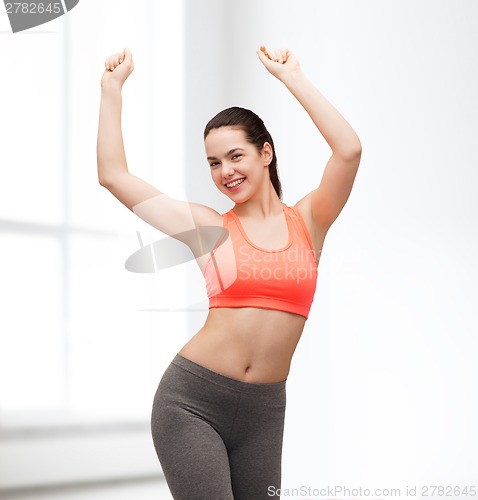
178, 307, 305, 383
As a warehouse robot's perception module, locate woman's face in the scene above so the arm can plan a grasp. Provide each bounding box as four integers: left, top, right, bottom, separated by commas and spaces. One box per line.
205, 126, 272, 201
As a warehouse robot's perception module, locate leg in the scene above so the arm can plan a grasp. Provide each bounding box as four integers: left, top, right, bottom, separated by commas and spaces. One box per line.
151, 362, 235, 500
228, 399, 286, 500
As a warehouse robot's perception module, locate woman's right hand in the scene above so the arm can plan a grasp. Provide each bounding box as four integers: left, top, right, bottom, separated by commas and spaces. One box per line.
101, 47, 134, 89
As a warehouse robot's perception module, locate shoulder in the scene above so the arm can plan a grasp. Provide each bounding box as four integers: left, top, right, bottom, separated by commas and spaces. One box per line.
290, 194, 323, 234
288, 195, 328, 260
187, 201, 225, 227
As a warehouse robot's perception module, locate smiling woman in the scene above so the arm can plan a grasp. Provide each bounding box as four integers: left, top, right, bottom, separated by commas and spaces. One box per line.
97, 44, 361, 499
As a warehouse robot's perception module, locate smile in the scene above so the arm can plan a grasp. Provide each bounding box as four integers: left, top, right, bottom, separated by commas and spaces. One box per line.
225, 177, 246, 188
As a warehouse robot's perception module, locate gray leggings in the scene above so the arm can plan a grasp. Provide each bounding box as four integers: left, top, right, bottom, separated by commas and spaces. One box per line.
150, 353, 287, 499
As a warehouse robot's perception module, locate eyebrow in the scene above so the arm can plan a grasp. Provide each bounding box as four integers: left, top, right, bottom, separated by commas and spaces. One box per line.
207, 148, 244, 161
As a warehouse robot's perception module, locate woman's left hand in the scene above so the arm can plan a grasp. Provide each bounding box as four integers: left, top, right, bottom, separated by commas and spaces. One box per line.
256, 45, 302, 80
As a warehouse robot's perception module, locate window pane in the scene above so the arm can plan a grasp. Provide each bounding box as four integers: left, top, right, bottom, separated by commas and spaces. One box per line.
67, 0, 185, 232
0, 32, 63, 225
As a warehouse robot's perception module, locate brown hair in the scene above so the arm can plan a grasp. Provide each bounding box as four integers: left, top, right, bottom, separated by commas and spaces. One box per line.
204, 106, 282, 200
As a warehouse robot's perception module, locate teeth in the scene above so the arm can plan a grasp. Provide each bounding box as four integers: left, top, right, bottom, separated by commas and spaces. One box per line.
226, 178, 245, 188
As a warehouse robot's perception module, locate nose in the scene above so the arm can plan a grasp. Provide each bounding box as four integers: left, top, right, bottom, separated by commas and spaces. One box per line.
221, 162, 235, 177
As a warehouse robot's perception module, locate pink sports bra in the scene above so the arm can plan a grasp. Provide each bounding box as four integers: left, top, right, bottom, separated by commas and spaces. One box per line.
201, 203, 318, 320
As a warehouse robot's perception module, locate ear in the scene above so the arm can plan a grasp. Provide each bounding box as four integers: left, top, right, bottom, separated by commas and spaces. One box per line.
261, 142, 274, 166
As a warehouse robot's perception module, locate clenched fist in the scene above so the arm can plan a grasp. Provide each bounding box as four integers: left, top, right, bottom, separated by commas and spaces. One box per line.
101, 47, 134, 89
256, 45, 301, 81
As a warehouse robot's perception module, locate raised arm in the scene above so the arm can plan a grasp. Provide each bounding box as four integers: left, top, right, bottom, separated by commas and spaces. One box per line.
256, 46, 362, 233
96, 48, 222, 251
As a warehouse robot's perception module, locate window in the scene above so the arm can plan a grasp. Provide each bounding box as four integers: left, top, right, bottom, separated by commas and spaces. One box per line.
0, 0, 189, 431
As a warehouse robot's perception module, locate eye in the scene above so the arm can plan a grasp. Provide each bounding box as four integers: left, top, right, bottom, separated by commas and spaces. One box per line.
232, 154, 242, 160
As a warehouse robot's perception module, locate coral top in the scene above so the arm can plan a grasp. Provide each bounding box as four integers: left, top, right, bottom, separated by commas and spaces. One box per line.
202, 203, 318, 320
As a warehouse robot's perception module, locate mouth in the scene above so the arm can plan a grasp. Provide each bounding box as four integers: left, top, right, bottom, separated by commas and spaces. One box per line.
224, 177, 246, 191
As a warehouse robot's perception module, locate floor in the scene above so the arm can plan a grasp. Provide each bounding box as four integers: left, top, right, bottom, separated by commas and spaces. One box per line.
0, 478, 174, 500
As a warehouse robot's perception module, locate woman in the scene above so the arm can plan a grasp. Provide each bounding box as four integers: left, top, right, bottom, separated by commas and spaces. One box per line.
97, 45, 361, 499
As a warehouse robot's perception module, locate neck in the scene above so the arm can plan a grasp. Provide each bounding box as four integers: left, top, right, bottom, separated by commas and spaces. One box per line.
233, 183, 283, 220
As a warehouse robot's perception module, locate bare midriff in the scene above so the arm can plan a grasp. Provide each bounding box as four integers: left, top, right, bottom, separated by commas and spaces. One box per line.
177, 306, 306, 384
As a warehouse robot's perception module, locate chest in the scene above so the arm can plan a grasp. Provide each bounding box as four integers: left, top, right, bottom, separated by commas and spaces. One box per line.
235, 213, 291, 251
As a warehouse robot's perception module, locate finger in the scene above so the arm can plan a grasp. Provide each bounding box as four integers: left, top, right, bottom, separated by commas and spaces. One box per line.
271, 49, 282, 63
268, 49, 278, 62
272, 49, 283, 63
119, 47, 128, 63
279, 48, 287, 63
105, 54, 115, 70
123, 47, 132, 62
259, 45, 269, 57
256, 47, 270, 65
